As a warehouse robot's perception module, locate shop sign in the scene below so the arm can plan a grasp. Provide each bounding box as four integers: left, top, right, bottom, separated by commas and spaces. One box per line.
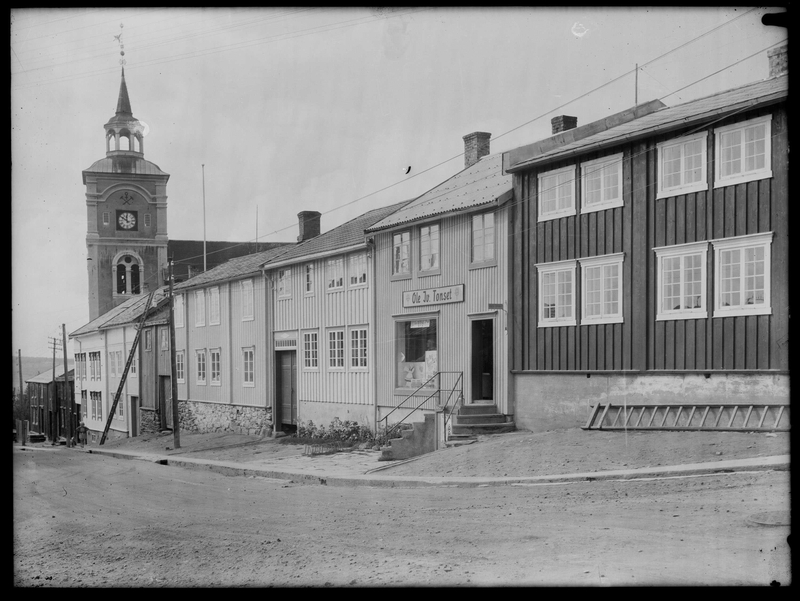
402, 284, 464, 308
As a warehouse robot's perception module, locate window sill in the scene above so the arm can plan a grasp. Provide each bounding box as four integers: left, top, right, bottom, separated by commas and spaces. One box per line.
656, 182, 708, 200
417, 269, 442, 278
538, 319, 577, 328
538, 209, 576, 223
581, 316, 624, 326
243, 382, 255, 388
391, 273, 412, 282
469, 260, 497, 271
656, 311, 707, 321
713, 307, 772, 318
326, 288, 345, 294
714, 170, 772, 189
581, 199, 624, 214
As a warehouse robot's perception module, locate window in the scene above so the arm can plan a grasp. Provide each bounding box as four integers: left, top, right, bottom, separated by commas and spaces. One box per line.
471, 212, 495, 264
328, 330, 345, 369
243, 348, 254, 386
657, 131, 708, 198
109, 352, 117, 377
91, 391, 102, 421
195, 290, 206, 326
305, 264, 314, 294
144, 329, 152, 351
144, 213, 152, 227
196, 350, 206, 384
349, 254, 368, 286
419, 224, 440, 272
655, 241, 708, 321
89, 352, 101, 380
581, 153, 623, 213
160, 328, 169, 350
537, 260, 577, 327
81, 391, 87, 420
208, 287, 220, 325
579, 254, 624, 325
712, 232, 772, 317
326, 258, 344, 290
350, 328, 368, 369
714, 116, 772, 188
75, 353, 87, 380
102, 212, 110, 225
241, 279, 254, 321
393, 232, 411, 276
277, 269, 292, 298
117, 394, 124, 419
129, 352, 137, 377
176, 351, 185, 383
174, 294, 184, 328
538, 165, 576, 221
303, 332, 319, 369
210, 349, 221, 385
395, 319, 437, 388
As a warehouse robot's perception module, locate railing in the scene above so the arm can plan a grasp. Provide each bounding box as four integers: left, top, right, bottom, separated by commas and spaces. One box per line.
378, 371, 463, 444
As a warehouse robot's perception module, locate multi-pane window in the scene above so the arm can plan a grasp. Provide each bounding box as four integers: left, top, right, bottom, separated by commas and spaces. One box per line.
326, 258, 344, 290
89, 352, 101, 380
419, 224, 440, 272
349, 253, 368, 286
109, 352, 117, 377
581, 153, 623, 213
328, 330, 345, 368
195, 290, 206, 326
714, 116, 772, 188
81, 391, 87, 421
208, 287, 220, 325
305, 264, 314, 294
395, 319, 437, 388
538, 166, 576, 221
160, 328, 169, 350
537, 261, 577, 327
712, 233, 772, 317
579, 254, 624, 325
117, 394, 124, 419
102, 212, 110, 225
655, 242, 708, 321
75, 353, 87, 380
243, 348, 254, 386
176, 350, 185, 382
196, 350, 207, 384
277, 269, 292, 298
350, 328, 368, 368
210, 349, 221, 385
241, 279, 254, 320
144, 329, 152, 351
471, 212, 495, 264
129, 352, 137, 377
174, 294, 184, 328
303, 332, 319, 368
393, 232, 411, 276
144, 213, 152, 227
657, 132, 708, 198
91, 391, 102, 421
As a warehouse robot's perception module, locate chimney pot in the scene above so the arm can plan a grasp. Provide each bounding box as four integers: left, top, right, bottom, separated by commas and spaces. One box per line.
768, 45, 788, 78
551, 115, 578, 135
297, 211, 321, 242
463, 132, 491, 168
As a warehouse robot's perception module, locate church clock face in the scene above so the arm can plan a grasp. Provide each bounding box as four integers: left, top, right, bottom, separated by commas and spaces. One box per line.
116, 209, 138, 231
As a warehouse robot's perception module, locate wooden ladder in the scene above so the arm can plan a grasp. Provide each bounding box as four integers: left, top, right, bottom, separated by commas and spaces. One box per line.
583, 403, 789, 432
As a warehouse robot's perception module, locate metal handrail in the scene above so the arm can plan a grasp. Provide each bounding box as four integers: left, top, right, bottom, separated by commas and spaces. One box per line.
378, 371, 463, 443
440, 372, 464, 435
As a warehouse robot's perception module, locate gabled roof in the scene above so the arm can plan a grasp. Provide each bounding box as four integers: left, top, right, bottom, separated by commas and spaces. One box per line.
26, 366, 74, 384
366, 152, 512, 232
504, 75, 788, 173
263, 200, 414, 268
70, 287, 169, 338
174, 245, 294, 291
82, 157, 168, 177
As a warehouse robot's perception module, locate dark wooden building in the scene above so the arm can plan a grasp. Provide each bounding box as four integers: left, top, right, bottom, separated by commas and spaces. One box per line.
503, 49, 788, 431
26, 366, 76, 443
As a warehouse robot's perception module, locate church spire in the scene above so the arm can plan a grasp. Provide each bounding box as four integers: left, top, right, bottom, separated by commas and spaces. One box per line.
115, 67, 133, 118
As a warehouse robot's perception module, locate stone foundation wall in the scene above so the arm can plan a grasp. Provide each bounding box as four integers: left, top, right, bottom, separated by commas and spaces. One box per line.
139, 408, 161, 434
179, 400, 272, 436
85, 427, 127, 446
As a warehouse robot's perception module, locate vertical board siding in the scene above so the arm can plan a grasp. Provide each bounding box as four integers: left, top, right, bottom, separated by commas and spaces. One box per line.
512, 105, 787, 373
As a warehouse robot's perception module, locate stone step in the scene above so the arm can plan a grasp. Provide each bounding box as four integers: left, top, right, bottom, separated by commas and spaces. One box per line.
454, 413, 508, 425
458, 403, 499, 416
451, 422, 516, 436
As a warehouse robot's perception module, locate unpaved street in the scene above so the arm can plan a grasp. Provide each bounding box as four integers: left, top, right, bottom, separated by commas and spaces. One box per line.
14, 447, 790, 587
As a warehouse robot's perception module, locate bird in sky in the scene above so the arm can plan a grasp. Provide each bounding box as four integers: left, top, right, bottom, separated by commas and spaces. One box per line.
404, 166, 411, 174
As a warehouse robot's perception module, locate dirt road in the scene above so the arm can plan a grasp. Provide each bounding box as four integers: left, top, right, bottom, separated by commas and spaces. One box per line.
13, 446, 790, 587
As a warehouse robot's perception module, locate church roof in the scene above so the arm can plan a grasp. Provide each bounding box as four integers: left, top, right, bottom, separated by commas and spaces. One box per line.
82, 157, 169, 177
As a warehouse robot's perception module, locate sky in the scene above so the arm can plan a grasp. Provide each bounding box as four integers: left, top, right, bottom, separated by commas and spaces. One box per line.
11, 7, 787, 358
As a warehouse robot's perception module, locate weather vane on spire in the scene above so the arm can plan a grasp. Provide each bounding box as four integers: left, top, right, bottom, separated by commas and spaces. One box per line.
115, 23, 125, 66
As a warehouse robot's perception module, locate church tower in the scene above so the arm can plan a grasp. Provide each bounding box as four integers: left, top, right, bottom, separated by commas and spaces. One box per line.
83, 68, 170, 321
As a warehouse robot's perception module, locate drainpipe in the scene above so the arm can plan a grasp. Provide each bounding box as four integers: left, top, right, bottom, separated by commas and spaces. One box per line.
368, 237, 378, 434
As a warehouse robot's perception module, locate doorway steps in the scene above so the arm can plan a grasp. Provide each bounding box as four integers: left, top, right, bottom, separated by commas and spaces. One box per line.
450, 402, 515, 437
379, 413, 436, 461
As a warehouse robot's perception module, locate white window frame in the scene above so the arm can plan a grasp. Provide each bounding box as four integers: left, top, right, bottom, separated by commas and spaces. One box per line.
277, 268, 292, 299
242, 347, 255, 387
176, 350, 185, 383
655, 241, 709, 321
538, 165, 576, 222
241, 279, 254, 321
471, 212, 496, 265
392, 231, 411, 276
328, 329, 345, 370
108, 351, 116, 377
656, 131, 708, 199
349, 253, 368, 287
144, 330, 152, 352
143, 213, 151, 227
129, 351, 137, 377
196, 349, 207, 385
419, 224, 440, 273
102, 211, 110, 225
210, 348, 221, 386
350, 327, 368, 370
579, 253, 625, 325
536, 260, 577, 327
160, 328, 169, 350
712, 232, 772, 318
581, 153, 623, 213
714, 115, 772, 189
194, 290, 206, 327
305, 264, 315, 295
174, 294, 184, 328
208, 287, 220, 325
326, 257, 344, 291
303, 331, 319, 369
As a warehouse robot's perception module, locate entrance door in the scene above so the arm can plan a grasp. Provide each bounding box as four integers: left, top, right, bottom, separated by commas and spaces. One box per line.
160, 376, 173, 430
277, 351, 297, 427
470, 319, 494, 402
130, 396, 139, 437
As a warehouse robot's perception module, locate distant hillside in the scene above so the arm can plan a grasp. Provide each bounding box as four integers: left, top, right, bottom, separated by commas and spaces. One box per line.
12, 356, 74, 394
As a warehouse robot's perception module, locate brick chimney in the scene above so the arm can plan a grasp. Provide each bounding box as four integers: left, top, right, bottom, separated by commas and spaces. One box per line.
551, 115, 578, 135
768, 45, 788, 78
463, 132, 491, 168
297, 211, 321, 242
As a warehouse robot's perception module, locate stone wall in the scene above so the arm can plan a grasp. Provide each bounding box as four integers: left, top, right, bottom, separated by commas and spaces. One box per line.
139, 408, 161, 434
179, 400, 272, 436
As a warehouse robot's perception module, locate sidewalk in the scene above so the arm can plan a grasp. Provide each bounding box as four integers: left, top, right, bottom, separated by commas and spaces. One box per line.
31, 429, 791, 489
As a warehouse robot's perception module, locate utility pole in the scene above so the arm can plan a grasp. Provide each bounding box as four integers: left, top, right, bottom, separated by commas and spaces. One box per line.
202, 164, 207, 273
168, 259, 181, 449
635, 63, 638, 106
17, 350, 24, 418
62, 325, 72, 447
48, 336, 62, 444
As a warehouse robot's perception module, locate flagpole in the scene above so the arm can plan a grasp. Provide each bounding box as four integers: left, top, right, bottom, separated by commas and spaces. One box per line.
202, 164, 207, 272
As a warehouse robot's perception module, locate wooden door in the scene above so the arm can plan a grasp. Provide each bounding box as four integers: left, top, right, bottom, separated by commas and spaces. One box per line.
277, 351, 297, 426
